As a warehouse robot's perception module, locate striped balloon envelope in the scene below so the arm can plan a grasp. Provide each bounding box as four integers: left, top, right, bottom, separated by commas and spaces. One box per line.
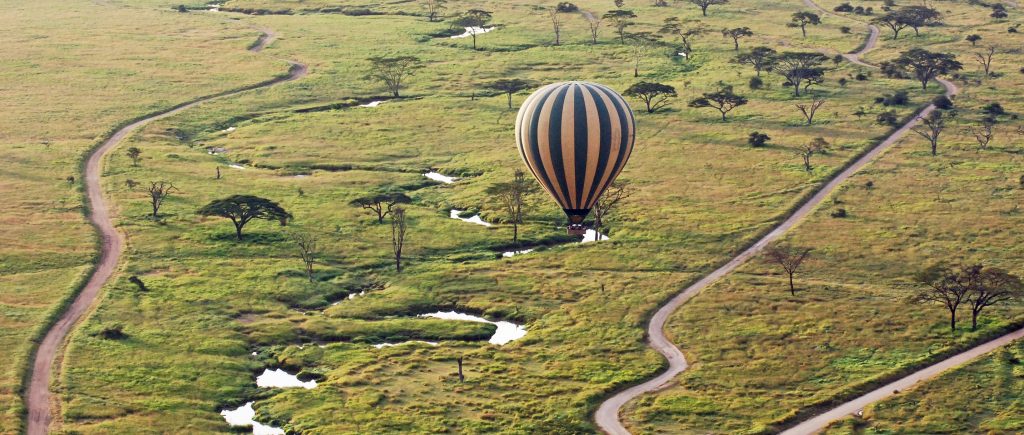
514, 81, 636, 233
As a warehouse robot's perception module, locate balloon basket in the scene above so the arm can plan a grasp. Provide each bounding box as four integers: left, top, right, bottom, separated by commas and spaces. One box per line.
567, 225, 587, 236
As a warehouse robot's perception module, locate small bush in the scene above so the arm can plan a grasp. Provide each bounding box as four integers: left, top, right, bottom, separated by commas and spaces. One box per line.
96, 324, 127, 340
982, 102, 1006, 117
932, 95, 954, 110
878, 90, 910, 106
834, 2, 853, 12
748, 131, 771, 147
830, 208, 847, 218
840, 26, 851, 34
128, 276, 148, 291
838, 78, 848, 87
749, 76, 764, 89
876, 111, 898, 126
855, 73, 868, 81
556, 2, 579, 12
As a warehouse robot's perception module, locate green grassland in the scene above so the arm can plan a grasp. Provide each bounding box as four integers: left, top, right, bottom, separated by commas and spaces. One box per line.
625, 0, 1024, 433
824, 340, 1024, 433
3, 0, 1021, 433
0, 0, 284, 431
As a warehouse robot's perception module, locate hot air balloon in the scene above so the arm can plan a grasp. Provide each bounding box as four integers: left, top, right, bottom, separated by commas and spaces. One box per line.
514, 81, 636, 235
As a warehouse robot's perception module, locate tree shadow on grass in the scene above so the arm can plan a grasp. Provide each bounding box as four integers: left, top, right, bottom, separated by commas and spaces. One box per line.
208, 231, 289, 244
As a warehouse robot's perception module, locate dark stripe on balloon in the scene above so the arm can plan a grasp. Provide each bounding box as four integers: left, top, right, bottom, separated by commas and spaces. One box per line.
517, 84, 554, 195
581, 84, 613, 209
572, 84, 590, 209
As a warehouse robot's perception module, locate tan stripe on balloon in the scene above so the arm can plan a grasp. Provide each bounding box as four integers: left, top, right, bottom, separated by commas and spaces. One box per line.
579, 84, 602, 208
561, 84, 578, 209
537, 86, 571, 208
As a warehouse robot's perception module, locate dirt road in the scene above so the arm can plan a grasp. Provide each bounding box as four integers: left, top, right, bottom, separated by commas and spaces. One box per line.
594, 8, 962, 435
24, 26, 306, 435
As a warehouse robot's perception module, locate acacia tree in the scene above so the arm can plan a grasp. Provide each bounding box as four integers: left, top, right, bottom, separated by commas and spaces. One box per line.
773, 52, 828, 96
974, 46, 996, 76
789, 11, 821, 38
485, 79, 534, 109
421, 0, 446, 22
660, 17, 708, 54
689, 0, 728, 16
126, 147, 142, 166
290, 231, 319, 282
485, 169, 537, 246
721, 27, 752, 51
350, 191, 412, 223
763, 244, 811, 296
592, 180, 634, 237
197, 195, 292, 240
549, 7, 563, 45
873, 11, 910, 40
147, 181, 177, 219
899, 6, 941, 37
624, 82, 677, 113
964, 118, 996, 150
966, 266, 1024, 330
734, 46, 776, 77
795, 97, 826, 125
965, 34, 981, 46
626, 32, 657, 77
689, 83, 747, 121
797, 137, 828, 171
391, 207, 408, 272
603, 9, 637, 43
881, 48, 962, 90
911, 110, 947, 156
914, 264, 974, 332
452, 9, 493, 49
585, 13, 602, 44
366, 56, 422, 97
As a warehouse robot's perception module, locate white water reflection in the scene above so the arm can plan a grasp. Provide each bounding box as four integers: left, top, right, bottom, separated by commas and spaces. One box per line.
420, 311, 526, 345
580, 229, 608, 243
221, 402, 284, 435
451, 27, 495, 39
256, 368, 317, 389
424, 171, 456, 184
359, 100, 384, 108
502, 249, 534, 257
373, 340, 439, 349
228, 164, 246, 170
450, 209, 491, 227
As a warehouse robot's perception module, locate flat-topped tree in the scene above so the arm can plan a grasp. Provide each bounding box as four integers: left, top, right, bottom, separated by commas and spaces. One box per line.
603, 9, 637, 44
660, 17, 708, 54
881, 48, 962, 90
485, 79, 534, 109
689, 83, 747, 121
689, 0, 728, 17
198, 195, 292, 240
789, 11, 821, 38
452, 9, 493, 50
913, 264, 973, 332
873, 11, 910, 40
624, 82, 677, 113
772, 52, 828, 96
366, 56, 422, 98
421, 0, 446, 22
911, 110, 947, 156
966, 265, 1024, 331
898, 6, 941, 37
350, 191, 412, 223
734, 46, 776, 77
721, 27, 752, 51
626, 32, 657, 77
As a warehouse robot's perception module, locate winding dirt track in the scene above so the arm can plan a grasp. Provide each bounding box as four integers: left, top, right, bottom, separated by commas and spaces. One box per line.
594, 3, 979, 434
23, 24, 306, 435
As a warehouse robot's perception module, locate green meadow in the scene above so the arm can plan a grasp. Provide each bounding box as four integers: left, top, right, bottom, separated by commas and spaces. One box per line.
2, 0, 1022, 433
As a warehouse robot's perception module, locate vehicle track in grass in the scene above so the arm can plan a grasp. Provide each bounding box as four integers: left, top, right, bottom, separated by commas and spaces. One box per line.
594, 2, 969, 433
23, 22, 307, 435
